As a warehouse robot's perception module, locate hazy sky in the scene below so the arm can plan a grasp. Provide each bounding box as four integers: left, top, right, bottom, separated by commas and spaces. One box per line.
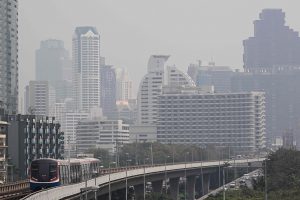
19, 0, 300, 97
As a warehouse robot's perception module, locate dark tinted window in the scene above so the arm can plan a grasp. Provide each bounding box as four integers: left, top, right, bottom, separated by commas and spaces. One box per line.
31, 163, 39, 180
49, 164, 57, 180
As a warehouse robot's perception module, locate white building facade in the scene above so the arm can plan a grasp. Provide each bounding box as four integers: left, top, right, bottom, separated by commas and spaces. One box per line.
64, 112, 89, 154
76, 119, 129, 153
137, 55, 196, 125
157, 87, 266, 153
72, 27, 101, 112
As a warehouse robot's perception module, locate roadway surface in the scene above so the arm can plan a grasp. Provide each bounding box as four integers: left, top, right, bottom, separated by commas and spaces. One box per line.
197, 169, 262, 200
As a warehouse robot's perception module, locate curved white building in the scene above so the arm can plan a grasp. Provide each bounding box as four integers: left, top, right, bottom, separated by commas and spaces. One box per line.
166, 66, 195, 87
137, 55, 195, 125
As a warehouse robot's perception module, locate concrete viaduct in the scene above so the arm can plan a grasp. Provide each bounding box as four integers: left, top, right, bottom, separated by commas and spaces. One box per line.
24, 158, 263, 200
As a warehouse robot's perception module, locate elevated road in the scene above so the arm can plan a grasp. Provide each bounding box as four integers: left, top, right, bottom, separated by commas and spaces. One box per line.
23, 158, 263, 200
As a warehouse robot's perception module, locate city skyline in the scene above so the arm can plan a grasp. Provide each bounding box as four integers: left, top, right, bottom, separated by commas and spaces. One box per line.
19, 1, 300, 98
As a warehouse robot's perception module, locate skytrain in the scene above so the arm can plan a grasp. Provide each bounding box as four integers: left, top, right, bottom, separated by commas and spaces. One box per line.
29, 158, 101, 191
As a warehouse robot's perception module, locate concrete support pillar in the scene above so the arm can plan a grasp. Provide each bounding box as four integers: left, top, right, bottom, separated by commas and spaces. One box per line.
209, 172, 219, 189
169, 177, 180, 200
114, 188, 126, 200
203, 174, 211, 195
134, 184, 144, 200
195, 176, 202, 197
187, 175, 196, 200
152, 180, 163, 194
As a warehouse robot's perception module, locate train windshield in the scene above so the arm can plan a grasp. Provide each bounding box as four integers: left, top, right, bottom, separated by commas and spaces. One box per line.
31, 163, 39, 180
49, 164, 57, 180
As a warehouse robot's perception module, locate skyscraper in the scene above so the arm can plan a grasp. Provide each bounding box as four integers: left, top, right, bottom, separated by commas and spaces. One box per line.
72, 27, 101, 112
36, 40, 70, 86
100, 65, 116, 119
244, 9, 300, 72
36, 39, 71, 102
0, 0, 18, 114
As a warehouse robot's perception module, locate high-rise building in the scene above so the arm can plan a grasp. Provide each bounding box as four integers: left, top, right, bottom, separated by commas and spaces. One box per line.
137, 55, 169, 125
24, 81, 51, 116
0, 0, 18, 114
116, 68, 133, 101
76, 118, 129, 153
187, 61, 233, 93
157, 87, 266, 153
36, 39, 71, 102
72, 27, 101, 112
243, 9, 300, 72
7, 115, 64, 178
100, 65, 116, 119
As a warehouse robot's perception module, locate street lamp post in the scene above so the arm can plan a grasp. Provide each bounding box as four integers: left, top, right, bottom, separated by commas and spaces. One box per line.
125, 153, 129, 200
265, 159, 268, 200
218, 148, 221, 187
223, 167, 225, 200
108, 161, 116, 200
150, 142, 154, 166
223, 162, 231, 200
184, 152, 189, 200
143, 158, 150, 200
165, 156, 170, 195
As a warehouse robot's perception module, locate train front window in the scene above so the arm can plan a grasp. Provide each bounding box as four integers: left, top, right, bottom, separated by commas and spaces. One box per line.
49, 164, 57, 180
31, 163, 39, 180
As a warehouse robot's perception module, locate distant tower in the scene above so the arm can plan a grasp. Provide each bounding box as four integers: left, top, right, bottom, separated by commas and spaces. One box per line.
116, 68, 133, 101
244, 9, 300, 72
100, 65, 116, 119
0, 0, 18, 114
72, 27, 101, 111
36, 39, 71, 102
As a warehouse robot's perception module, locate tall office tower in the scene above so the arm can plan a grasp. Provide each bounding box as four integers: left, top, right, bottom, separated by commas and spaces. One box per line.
0, 0, 18, 115
157, 87, 266, 153
24, 81, 50, 116
100, 65, 116, 119
137, 55, 169, 125
115, 68, 133, 101
72, 27, 101, 112
36, 39, 71, 102
187, 61, 233, 93
244, 9, 300, 72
